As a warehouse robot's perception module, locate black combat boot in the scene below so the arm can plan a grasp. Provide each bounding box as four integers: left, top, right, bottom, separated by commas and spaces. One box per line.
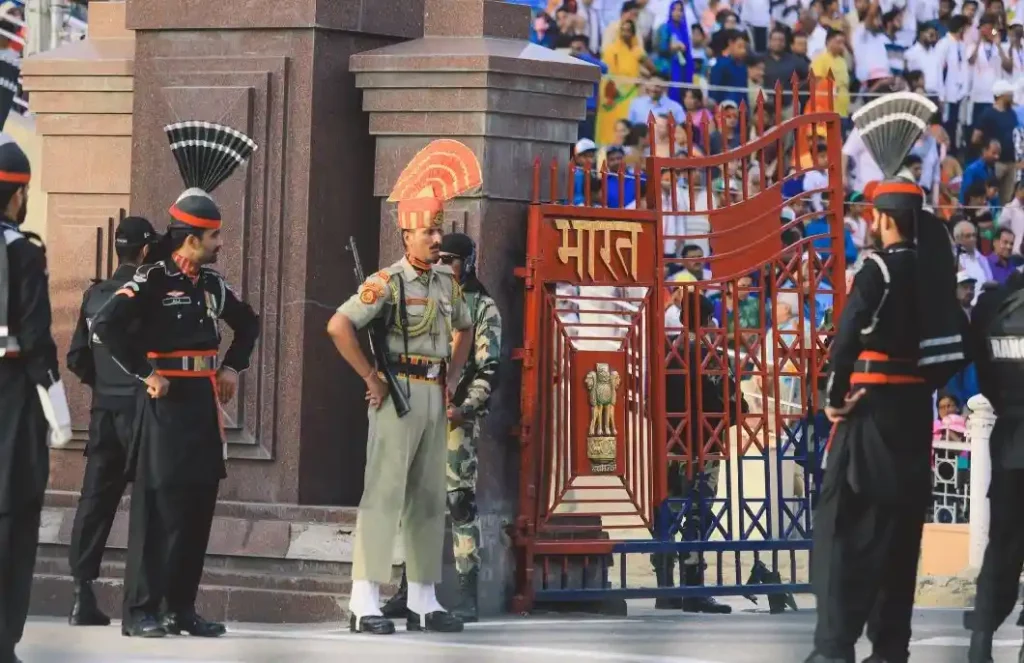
803, 652, 854, 663
407, 610, 464, 633
652, 553, 683, 610
380, 567, 409, 619
69, 580, 111, 626
968, 630, 994, 663
681, 560, 731, 614
450, 569, 479, 623
161, 611, 226, 638
349, 614, 396, 635
121, 614, 166, 638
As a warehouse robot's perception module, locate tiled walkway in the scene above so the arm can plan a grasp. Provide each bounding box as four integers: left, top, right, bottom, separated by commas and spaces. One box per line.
15, 602, 1023, 662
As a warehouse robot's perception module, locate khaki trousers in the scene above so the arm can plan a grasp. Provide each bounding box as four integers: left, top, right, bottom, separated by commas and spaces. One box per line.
351, 379, 448, 584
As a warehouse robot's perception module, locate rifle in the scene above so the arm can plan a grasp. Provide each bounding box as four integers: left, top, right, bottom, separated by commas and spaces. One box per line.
346, 237, 411, 418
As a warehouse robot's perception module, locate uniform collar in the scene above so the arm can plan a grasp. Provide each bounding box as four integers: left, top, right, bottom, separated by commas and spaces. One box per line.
399, 256, 431, 282
171, 252, 200, 282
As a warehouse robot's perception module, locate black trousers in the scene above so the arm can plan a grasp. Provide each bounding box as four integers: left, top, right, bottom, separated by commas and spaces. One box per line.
0, 500, 41, 663
972, 468, 1024, 632
122, 480, 218, 620
68, 408, 132, 581
812, 475, 925, 661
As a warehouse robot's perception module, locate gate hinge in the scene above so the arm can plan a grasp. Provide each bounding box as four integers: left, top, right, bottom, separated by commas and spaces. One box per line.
513, 258, 538, 289
512, 346, 534, 368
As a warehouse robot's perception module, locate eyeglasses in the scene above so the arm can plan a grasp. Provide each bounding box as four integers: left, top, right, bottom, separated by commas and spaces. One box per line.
439, 254, 457, 265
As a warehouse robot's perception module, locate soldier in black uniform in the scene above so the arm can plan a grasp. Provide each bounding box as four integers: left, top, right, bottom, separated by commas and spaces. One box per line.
0, 139, 72, 663
65, 216, 161, 626
804, 94, 966, 663
963, 269, 1024, 663
654, 293, 740, 614
91, 121, 259, 639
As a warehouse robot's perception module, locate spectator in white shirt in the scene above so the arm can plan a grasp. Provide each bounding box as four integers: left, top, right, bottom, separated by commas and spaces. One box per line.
579, 0, 606, 54
807, 0, 842, 57
968, 15, 1012, 118
851, 8, 894, 83
954, 219, 995, 300
842, 127, 885, 192
743, 0, 772, 51
1006, 20, 1024, 76
939, 15, 972, 147
905, 23, 944, 95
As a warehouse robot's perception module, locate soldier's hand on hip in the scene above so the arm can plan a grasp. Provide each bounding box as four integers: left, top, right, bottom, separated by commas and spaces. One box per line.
824, 388, 866, 423
144, 373, 170, 399
216, 368, 238, 404
365, 373, 389, 410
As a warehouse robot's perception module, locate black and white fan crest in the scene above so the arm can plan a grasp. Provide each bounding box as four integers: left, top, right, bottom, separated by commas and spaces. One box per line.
851, 92, 938, 179
163, 120, 258, 195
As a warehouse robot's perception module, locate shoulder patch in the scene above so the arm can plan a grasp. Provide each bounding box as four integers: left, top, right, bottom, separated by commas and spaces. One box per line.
358, 279, 385, 305
375, 270, 391, 283
453, 279, 464, 300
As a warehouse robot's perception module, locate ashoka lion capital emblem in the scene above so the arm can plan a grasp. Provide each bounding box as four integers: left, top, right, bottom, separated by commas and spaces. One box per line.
585, 363, 621, 473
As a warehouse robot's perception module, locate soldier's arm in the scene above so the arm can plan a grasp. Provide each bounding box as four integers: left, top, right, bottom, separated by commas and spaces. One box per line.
460, 294, 503, 416
825, 257, 885, 409
217, 277, 260, 374
91, 267, 157, 381
10, 238, 60, 388
447, 279, 474, 382
65, 293, 96, 386
327, 273, 391, 380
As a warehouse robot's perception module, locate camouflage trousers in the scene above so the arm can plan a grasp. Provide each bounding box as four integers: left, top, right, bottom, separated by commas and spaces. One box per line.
661, 459, 721, 567
447, 420, 480, 576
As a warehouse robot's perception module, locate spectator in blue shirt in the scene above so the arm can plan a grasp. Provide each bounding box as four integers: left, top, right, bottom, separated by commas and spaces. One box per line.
970, 80, 1019, 205
708, 29, 749, 108
569, 35, 608, 141
626, 74, 686, 126
960, 139, 1001, 204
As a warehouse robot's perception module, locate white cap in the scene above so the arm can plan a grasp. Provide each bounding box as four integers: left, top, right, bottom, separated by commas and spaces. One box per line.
574, 138, 597, 155
993, 80, 1015, 98
957, 270, 977, 285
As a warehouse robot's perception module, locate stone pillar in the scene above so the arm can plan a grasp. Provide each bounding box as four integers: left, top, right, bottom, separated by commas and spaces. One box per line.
123, 0, 424, 506
20, 1, 135, 479
351, 0, 598, 615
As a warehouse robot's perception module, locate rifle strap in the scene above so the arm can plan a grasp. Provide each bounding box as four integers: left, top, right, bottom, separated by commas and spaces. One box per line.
398, 276, 411, 399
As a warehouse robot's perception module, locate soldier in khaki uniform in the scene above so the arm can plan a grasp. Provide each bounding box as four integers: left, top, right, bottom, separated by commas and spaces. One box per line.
327, 140, 480, 636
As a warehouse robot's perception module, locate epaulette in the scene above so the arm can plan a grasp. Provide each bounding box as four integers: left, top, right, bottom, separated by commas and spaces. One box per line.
432, 263, 455, 276
131, 262, 166, 284
20, 230, 44, 250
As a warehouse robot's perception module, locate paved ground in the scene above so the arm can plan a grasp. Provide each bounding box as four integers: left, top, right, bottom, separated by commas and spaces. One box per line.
15, 600, 1024, 662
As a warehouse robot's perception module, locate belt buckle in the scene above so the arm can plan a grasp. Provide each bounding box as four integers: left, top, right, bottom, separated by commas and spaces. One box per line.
426, 364, 440, 380
194, 356, 209, 371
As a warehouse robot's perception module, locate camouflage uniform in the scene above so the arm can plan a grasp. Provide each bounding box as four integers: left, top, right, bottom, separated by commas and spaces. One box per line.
447, 289, 502, 577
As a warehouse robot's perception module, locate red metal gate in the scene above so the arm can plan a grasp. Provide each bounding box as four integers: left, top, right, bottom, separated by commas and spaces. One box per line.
511, 78, 846, 612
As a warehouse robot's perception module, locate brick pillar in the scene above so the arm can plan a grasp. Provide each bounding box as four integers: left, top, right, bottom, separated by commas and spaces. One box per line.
351, 0, 599, 615
21, 1, 135, 475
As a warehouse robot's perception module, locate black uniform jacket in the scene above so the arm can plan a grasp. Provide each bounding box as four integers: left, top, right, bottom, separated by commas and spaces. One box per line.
0, 220, 58, 514
970, 274, 1024, 470
66, 263, 144, 413
823, 243, 936, 505
90, 259, 259, 488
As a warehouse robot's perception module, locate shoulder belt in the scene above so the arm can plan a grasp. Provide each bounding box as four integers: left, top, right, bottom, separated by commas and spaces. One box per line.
859, 252, 890, 336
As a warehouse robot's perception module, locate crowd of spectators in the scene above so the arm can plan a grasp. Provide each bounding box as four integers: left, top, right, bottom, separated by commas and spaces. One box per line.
521, 0, 1024, 506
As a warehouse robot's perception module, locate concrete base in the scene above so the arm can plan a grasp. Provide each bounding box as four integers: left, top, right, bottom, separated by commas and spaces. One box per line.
32, 491, 404, 623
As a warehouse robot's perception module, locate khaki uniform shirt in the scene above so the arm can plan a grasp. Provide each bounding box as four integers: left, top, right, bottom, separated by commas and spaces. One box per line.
338, 257, 472, 360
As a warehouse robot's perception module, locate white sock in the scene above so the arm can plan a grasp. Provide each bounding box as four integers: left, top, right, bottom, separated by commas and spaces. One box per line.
348, 580, 383, 619
407, 581, 445, 615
